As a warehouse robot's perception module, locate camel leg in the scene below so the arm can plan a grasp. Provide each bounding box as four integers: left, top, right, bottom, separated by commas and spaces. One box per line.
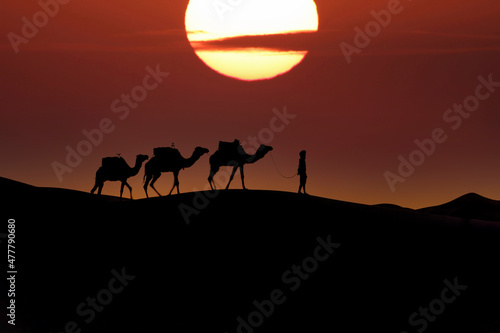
150, 174, 162, 197
167, 173, 177, 196
120, 182, 125, 199
240, 166, 247, 190
225, 166, 238, 190
123, 181, 133, 199
208, 166, 219, 190
171, 171, 180, 195
92, 170, 102, 195
96, 183, 103, 196
143, 174, 152, 198
166, 174, 176, 195
91, 182, 99, 194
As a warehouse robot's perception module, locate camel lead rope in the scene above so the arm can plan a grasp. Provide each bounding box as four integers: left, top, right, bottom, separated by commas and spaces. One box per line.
270, 151, 297, 179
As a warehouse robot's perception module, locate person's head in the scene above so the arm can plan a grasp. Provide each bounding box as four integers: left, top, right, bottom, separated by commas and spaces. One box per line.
299, 150, 306, 158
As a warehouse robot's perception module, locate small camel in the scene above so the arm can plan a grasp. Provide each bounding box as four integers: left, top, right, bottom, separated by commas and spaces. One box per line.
208, 144, 273, 190
91, 154, 149, 199
143, 146, 209, 197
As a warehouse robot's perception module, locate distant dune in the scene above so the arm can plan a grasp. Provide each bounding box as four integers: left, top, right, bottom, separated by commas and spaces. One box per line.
1, 177, 125, 203
2, 177, 500, 333
419, 192, 500, 222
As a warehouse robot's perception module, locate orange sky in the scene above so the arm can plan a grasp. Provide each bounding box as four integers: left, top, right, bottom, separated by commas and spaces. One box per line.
1, 0, 500, 208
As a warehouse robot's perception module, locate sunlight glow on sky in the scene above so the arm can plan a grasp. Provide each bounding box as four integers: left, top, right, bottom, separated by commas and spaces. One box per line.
2, 0, 500, 208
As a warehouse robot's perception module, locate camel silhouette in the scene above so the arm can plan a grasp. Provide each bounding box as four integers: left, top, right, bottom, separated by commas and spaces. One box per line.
91, 154, 149, 199
208, 143, 273, 190
143, 146, 209, 197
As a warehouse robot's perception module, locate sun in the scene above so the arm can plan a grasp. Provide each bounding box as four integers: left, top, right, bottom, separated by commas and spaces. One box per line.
185, 0, 319, 81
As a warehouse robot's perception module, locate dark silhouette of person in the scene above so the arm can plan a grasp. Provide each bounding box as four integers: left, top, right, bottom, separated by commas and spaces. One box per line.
298, 150, 307, 194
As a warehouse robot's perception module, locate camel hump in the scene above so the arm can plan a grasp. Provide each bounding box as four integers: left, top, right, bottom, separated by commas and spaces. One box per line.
153, 147, 182, 160
102, 156, 127, 169
218, 139, 241, 154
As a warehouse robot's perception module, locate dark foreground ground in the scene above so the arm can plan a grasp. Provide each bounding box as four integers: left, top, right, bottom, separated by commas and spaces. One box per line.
1, 177, 500, 333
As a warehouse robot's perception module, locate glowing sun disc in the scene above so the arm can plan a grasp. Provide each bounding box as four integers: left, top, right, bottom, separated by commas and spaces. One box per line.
185, 0, 319, 81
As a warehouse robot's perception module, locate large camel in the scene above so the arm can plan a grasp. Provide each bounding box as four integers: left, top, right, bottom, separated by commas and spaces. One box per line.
208, 144, 273, 190
143, 146, 209, 197
91, 154, 149, 199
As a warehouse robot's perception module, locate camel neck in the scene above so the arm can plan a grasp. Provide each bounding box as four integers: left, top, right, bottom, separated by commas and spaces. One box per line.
130, 159, 143, 176
182, 152, 201, 168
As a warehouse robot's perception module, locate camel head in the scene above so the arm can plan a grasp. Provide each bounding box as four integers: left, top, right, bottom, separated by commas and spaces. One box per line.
245, 145, 273, 163
194, 146, 210, 157
136, 154, 149, 163
257, 145, 273, 155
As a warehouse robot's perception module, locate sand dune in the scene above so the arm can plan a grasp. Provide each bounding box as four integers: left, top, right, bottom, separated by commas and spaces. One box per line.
2, 178, 500, 332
